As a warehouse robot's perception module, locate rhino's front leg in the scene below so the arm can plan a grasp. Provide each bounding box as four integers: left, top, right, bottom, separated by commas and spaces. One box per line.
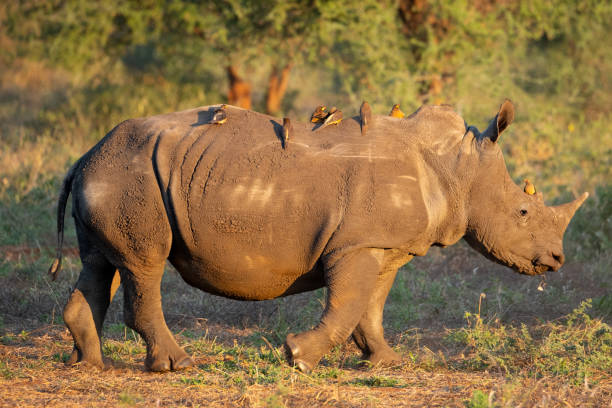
352, 255, 413, 366
285, 248, 383, 373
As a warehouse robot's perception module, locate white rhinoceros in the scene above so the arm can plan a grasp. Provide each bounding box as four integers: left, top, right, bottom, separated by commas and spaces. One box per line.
49, 100, 587, 372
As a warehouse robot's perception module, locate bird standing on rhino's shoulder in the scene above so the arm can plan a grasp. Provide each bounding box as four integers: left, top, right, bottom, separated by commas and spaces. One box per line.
210, 104, 228, 125
389, 103, 405, 118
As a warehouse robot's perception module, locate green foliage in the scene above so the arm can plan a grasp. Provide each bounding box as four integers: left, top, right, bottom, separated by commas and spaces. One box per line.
0, 361, 15, 379
261, 385, 290, 408
189, 339, 291, 386
347, 375, 403, 388
52, 351, 71, 363
564, 184, 612, 259
0, 176, 62, 246
448, 300, 612, 384
118, 391, 143, 406
465, 390, 491, 408
103, 339, 146, 361
593, 294, 612, 320
1, 0, 610, 200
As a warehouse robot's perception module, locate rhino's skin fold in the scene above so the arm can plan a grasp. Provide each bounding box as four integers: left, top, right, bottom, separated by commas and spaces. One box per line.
51, 102, 587, 372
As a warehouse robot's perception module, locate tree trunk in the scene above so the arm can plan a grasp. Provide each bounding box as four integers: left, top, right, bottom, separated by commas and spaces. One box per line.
265, 63, 292, 115
227, 65, 251, 109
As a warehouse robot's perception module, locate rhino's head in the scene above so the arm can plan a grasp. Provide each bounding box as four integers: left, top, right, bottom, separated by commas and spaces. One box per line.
463, 100, 588, 275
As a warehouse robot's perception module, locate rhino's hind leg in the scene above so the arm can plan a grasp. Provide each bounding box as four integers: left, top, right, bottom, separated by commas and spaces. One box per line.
119, 264, 195, 372
63, 247, 119, 369
285, 249, 383, 373
351, 263, 403, 366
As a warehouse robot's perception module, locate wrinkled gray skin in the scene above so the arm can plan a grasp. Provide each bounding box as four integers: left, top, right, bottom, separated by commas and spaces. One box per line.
50, 101, 588, 373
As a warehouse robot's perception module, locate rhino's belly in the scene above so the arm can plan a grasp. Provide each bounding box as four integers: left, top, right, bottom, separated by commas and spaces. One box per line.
169, 250, 325, 300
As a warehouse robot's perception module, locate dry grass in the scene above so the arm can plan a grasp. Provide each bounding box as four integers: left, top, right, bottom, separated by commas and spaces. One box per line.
1, 325, 610, 407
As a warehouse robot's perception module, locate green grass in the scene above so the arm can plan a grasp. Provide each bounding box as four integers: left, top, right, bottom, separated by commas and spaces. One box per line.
347, 375, 404, 388
0, 361, 15, 380
466, 390, 492, 408
446, 300, 612, 384
117, 391, 143, 406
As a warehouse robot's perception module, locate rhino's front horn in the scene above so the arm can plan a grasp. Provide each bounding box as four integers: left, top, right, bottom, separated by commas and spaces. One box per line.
553, 192, 589, 232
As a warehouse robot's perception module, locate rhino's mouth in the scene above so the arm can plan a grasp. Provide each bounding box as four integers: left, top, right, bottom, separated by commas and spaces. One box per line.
531, 253, 564, 273
511, 254, 563, 276
510, 261, 542, 276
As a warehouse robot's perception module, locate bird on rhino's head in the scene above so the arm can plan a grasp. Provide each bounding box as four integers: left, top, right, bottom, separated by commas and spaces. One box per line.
462, 100, 588, 275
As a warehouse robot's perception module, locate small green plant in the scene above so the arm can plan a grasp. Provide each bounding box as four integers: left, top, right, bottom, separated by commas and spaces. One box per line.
314, 367, 342, 379
466, 390, 491, 408
178, 374, 213, 386
348, 376, 402, 388
262, 385, 289, 408
0, 361, 14, 379
118, 391, 143, 406
593, 294, 612, 319
52, 352, 71, 363
0, 334, 16, 345
103, 339, 146, 361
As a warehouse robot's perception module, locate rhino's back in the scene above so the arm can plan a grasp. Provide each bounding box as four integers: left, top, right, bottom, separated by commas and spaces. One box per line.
75, 104, 466, 298
149, 106, 456, 265
149, 107, 393, 279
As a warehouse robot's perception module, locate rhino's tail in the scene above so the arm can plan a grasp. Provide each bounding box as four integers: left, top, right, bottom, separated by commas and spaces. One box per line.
48, 160, 79, 281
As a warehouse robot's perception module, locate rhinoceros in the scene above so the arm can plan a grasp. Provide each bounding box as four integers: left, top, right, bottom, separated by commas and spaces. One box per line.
49, 100, 588, 373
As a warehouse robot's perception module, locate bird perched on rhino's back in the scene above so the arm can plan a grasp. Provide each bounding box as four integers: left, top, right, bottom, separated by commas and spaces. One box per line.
282, 117, 292, 149
317, 107, 343, 130
523, 179, 536, 195
389, 104, 404, 118
210, 105, 228, 125
310, 105, 327, 123
360, 101, 371, 136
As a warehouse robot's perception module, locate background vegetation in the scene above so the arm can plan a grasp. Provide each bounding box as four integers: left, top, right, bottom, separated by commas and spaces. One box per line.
0, 1, 610, 406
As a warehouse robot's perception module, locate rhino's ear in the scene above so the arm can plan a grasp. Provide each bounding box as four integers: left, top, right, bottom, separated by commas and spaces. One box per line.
482, 99, 514, 143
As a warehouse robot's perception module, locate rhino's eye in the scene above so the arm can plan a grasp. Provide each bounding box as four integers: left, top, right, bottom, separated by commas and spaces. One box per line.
520, 209, 528, 216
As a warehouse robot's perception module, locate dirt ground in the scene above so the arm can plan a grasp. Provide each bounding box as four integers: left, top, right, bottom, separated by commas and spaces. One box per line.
0, 245, 610, 407
1, 325, 610, 407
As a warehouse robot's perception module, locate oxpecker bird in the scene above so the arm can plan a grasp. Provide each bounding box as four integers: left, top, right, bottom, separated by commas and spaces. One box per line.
318, 107, 343, 130
389, 104, 405, 118
310, 105, 328, 123
359, 101, 371, 136
523, 179, 536, 195
282, 117, 292, 149
210, 105, 228, 125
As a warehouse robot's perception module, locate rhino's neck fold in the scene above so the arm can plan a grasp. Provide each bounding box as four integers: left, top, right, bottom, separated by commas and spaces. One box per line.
415, 131, 477, 249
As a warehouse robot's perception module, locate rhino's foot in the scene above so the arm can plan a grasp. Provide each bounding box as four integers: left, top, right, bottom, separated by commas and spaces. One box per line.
362, 347, 402, 368
65, 346, 105, 370
145, 348, 195, 372
285, 332, 328, 374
